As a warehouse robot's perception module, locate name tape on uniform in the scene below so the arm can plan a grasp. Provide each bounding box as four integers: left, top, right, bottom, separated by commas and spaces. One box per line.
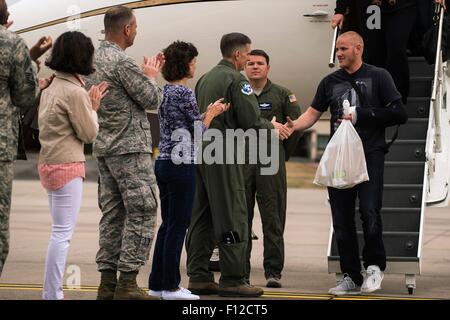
259, 102, 272, 111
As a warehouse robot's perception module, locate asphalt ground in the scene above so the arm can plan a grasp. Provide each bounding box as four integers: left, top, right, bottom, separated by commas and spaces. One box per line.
1, 177, 449, 301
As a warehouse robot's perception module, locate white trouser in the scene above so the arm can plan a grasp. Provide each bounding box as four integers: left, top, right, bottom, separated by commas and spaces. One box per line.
42, 178, 82, 300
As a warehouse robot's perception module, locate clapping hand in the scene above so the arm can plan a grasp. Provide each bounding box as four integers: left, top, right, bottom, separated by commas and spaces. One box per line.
142, 52, 165, 80
88, 81, 109, 112
206, 98, 230, 117
29, 36, 53, 62
38, 73, 55, 90
4, 20, 13, 29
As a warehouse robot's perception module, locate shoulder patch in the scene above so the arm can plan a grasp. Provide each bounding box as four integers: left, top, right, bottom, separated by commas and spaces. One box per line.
241, 82, 253, 96
288, 94, 297, 103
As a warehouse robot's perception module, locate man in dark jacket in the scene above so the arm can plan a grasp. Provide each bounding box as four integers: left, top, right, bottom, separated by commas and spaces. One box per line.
286, 32, 408, 296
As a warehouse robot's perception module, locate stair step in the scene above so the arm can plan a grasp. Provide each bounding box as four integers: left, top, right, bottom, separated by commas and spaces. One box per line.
408, 57, 434, 78
384, 162, 425, 185
409, 77, 433, 97
386, 119, 428, 140
355, 208, 421, 232
406, 97, 430, 119
386, 140, 426, 162
382, 184, 423, 208
330, 231, 419, 257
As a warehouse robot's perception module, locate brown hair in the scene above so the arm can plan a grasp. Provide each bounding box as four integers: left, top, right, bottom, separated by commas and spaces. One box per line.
220, 33, 251, 58
46, 31, 95, 76
162, 41, 198, 82
104, 5, 134, 34
0, 0, 9, 25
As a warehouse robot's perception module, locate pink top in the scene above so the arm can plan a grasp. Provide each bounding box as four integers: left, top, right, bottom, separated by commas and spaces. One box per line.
38, 162, 85, 191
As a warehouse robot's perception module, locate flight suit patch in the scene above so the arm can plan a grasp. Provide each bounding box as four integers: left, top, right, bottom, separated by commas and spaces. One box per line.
289, 94, 297, 103
259, 102, 273, 111
241, 83, 253, 95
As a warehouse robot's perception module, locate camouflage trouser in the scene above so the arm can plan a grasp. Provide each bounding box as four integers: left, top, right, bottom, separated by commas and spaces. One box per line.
95, 153, 158, 273
0, 162, 13, 276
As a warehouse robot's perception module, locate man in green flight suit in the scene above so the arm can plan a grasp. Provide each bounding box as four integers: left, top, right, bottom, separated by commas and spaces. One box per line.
244, 50, 302, 288
186, 33, 292, 297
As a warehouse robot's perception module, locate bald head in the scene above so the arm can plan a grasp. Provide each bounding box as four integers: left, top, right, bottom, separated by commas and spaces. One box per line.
335, 31, 364, 72
338, 31, 364, 49
0, 0, 9, 25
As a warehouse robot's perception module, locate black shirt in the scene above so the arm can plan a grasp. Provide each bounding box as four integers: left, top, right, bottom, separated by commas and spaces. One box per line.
311, 63, 403, 153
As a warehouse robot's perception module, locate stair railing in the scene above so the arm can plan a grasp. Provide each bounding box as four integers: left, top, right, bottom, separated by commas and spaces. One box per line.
426, 4, 449, 205
430, 5, 445, 154
329, 27, 340, 68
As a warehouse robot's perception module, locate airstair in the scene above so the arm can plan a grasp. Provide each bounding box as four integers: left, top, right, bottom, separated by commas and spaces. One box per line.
327, 8, 450, 294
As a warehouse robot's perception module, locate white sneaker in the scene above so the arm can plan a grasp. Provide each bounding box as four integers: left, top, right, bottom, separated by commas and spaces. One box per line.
361, 265, 384, 293
179, 287, 192, 294
328, 275, 361, 296
162, 289, 200, 300
148, 289, 163, 297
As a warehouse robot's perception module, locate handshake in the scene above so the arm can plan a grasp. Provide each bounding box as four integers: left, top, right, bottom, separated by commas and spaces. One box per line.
271, 116, 298, 141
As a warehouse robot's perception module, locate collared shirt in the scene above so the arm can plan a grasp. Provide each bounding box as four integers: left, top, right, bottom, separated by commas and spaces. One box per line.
86, 40, 163, 157
253, 79, 302, 161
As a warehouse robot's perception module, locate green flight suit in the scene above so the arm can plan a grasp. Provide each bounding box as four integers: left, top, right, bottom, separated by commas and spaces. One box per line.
185, 60, 273, 287
244, 80, 302, 281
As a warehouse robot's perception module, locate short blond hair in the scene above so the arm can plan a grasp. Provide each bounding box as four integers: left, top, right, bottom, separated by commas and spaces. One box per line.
339, 31, 364, 49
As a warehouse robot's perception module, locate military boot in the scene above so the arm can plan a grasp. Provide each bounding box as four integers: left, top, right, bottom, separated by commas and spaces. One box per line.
218, 284, 264, 297
113, 271, 160, 300
96, 270, 117, 300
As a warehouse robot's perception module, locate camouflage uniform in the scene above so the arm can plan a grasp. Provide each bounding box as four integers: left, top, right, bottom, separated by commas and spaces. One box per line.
0, 25, 39, 275
86, 41, 162, 273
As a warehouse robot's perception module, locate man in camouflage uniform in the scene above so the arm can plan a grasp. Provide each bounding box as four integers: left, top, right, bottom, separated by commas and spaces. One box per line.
86, 6, 163, 300
0, 0, 51, 276
244, 50, 301, 288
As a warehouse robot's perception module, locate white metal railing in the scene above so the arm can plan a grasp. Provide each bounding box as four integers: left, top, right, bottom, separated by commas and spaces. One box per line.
430, 5, 445, 154
425, 4, 450, 206
329, 27, 339, 68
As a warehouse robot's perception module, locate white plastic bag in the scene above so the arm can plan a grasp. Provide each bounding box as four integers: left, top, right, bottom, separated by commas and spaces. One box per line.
314, 120, 369, 189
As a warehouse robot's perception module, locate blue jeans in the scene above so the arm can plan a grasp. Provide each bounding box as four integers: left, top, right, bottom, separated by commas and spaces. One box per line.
148, 160, 196, 290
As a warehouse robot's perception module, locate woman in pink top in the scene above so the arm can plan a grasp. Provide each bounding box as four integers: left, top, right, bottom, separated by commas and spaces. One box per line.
38, 31, 108, 300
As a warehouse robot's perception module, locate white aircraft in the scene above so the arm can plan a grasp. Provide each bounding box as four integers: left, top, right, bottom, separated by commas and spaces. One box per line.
7, 0, 450, 295
7, 0, 337, 113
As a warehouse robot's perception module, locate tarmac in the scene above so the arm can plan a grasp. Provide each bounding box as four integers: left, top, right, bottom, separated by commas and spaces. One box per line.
1, 156, 450, 300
